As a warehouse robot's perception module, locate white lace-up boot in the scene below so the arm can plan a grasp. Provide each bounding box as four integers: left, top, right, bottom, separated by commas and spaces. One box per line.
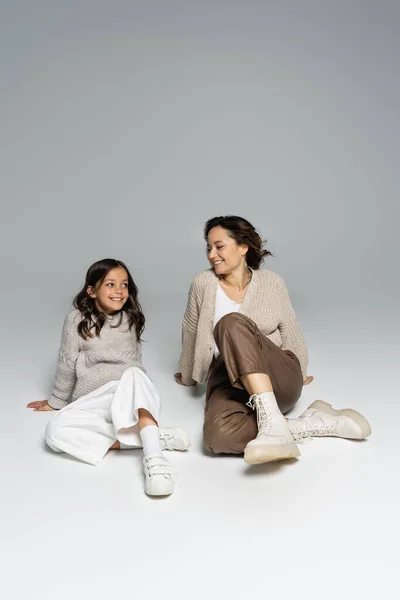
244, 392, 300, 464
289, 400, 371, 443
142, 455, 175, 496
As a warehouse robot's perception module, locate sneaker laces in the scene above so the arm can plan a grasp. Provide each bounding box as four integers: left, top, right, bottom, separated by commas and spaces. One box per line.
246, 395, 272, 434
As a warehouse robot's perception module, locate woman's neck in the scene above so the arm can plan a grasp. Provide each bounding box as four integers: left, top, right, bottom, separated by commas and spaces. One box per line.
220, 264, 251, 291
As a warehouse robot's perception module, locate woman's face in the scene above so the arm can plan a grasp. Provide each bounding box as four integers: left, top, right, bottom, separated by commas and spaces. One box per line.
207, 226, 248, 275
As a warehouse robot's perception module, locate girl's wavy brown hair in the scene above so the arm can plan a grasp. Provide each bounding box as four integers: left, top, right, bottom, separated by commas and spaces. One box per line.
73, 258, 145, 341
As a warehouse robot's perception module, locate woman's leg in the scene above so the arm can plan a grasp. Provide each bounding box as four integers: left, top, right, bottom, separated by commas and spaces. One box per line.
207, 314, 372, 454
288, 400, 372, 441
214, 312, 303, 413
210, 313, 303, 463
203, 361, 257, 454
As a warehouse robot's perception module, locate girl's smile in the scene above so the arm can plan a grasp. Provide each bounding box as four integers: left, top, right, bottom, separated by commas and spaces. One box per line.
87, 266, 129, 315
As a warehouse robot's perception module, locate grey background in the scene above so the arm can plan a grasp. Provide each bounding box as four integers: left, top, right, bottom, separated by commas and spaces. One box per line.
0, 3, 399, 598
1, 1, 398, 403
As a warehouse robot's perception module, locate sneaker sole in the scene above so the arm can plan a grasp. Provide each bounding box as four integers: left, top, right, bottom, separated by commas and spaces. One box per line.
309, 400, 372, 438
145, 483, 174, 497
145, 490, 174, 497
244, 442, 301, 465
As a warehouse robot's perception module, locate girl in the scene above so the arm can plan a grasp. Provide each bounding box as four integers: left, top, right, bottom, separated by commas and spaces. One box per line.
28, 258, 190, 497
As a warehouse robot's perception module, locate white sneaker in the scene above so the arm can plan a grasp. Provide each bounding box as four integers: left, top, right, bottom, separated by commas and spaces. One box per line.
244, 393, 300, 464
159, 427, 191, 451
143, 455, 175, 497
289, 400, 372, 443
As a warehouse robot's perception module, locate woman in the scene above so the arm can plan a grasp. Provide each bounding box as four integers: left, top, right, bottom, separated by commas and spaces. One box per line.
175, 215, 370, 465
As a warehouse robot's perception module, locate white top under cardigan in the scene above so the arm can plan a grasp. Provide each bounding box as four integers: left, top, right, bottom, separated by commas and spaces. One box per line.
213, 284, 241, 358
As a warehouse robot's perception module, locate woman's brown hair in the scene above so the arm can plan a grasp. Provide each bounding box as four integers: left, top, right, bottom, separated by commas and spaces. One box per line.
204, 215, 272, 269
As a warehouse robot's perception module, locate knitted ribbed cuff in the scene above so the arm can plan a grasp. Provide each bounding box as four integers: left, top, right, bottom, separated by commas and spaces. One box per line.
180, 373, 196, 386
48, 396, 68, 410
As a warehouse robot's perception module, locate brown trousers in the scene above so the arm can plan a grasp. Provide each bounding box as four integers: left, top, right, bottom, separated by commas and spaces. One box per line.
203, 313, 303, 455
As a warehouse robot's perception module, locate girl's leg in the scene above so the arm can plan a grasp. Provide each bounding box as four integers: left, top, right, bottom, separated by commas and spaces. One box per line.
110, 409, 162, 452
46, 369, 184, 495
45, 382, 119, 466
100, 371, 191, 453
111, 368, 187, 456
138, 408, 163, 456
46, 374, 170, 464
111, 368, 175, 496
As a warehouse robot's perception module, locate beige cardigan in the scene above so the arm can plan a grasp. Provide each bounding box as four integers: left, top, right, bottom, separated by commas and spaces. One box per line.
179, 269, 308, 385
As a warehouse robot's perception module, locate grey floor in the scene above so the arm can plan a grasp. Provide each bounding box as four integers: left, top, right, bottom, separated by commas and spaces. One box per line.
1, 2, 399, 597
2, 322, 398, 600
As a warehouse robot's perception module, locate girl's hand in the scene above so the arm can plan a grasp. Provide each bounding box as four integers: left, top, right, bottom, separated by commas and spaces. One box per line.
303, 376, 314, 386
27, 400, 54, 411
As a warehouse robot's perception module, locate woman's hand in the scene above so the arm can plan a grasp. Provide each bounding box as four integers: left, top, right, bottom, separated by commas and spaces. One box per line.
303, 376, 314, 386
174, 373, 184, 385
174, 373, 196, 387
27, 400, 55, 411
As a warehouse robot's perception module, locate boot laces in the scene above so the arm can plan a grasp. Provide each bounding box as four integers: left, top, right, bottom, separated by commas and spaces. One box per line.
246, 395, 272, 434
290, 418, 335, 443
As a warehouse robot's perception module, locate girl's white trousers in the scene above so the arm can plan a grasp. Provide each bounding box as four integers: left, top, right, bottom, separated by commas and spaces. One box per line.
45, 367, 161, 466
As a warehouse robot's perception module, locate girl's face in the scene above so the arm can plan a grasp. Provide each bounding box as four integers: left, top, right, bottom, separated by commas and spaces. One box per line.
207, 226, 248, 276
87, 267, 129, 315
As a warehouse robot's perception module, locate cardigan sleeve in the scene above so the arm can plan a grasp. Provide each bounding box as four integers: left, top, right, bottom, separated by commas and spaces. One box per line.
277, 277, 309, 380
178, 280, 199, 386
48, 312, 80, 409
